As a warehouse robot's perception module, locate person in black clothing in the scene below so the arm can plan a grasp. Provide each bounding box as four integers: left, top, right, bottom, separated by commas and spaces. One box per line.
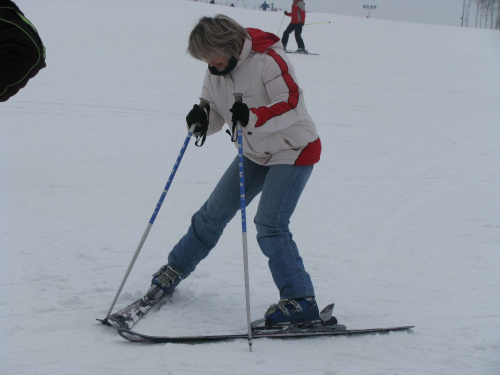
0, 0, 46, 102
260, 1, 270, 11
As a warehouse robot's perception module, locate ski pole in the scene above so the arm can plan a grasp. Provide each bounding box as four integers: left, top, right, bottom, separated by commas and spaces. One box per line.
233, 93, 253, 352
101, 99, 208, 324
278, 12, 286, 35
305, 21, 331, 26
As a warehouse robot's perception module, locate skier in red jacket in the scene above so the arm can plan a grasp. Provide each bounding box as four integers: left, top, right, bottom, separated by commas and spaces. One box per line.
282, 0, 307, 53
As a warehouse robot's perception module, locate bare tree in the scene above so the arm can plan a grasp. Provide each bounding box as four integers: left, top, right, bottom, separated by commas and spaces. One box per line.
467, 0, 500, 29
483, 0, 494, 28
497, 0, 500, 28
464, 0, 471, 26
485, 0, 500, 29
474, 0, 481, 27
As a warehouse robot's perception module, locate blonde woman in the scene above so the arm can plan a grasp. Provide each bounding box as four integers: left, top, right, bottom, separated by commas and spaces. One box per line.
149, 15, 322, 326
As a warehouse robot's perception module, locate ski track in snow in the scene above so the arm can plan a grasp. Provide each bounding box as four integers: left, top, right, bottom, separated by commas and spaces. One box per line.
1, 1, 500, 374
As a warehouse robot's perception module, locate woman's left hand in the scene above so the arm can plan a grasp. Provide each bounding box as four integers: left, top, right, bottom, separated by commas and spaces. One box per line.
230, 102, 250, 126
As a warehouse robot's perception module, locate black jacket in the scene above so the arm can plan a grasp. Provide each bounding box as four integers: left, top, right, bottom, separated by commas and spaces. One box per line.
0, 0, 46, 101
0, 0, 22, 13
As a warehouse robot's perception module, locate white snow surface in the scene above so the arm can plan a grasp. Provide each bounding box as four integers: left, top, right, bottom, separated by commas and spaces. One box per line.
1, 1, 500, 374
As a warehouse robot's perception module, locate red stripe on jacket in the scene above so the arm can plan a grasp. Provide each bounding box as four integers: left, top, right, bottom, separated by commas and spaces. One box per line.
294, 137, 321, 165
251, 49, 299, 128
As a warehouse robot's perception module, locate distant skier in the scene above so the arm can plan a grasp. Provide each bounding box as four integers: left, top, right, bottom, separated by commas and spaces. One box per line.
147, 15, 322, 326
282, 0, 307, 53
260, 1, 270, 11
0, 0, 46, 102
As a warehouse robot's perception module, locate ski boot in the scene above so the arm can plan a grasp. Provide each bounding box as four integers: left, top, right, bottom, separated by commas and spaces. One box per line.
251, 300, 345, 333
264, 296, 320, 326
146, 265, 183, 302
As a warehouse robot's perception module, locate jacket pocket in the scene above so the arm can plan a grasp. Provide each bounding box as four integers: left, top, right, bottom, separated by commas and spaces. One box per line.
275, 133, 300, 151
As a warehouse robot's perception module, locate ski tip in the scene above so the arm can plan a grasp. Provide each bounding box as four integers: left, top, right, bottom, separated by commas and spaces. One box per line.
380, 325, 415, 333
319, 303, 335, 314
251, 318, 266, 329
98, 316, 132, 330
106, 315, 135, 329
319, 303, 335, 324
398, 325, 415, 330
118, 328, 150, 343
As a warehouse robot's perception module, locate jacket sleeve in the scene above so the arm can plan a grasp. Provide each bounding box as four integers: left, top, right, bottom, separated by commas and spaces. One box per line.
200, 71, 225, 136
247, 49, 302, 134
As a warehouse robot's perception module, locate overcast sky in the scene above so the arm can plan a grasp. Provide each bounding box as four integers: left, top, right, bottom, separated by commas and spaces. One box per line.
267, 0, 468, 27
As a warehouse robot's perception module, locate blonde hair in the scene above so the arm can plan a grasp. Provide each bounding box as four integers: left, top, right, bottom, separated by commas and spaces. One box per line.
187, 14, 250, 62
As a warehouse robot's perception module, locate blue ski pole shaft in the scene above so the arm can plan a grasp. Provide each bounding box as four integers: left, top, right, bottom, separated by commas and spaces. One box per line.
233, 93, 253, 352
103, 100, 207, 321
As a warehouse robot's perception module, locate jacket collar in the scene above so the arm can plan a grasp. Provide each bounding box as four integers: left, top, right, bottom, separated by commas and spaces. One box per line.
233, 28, 281, 70
234, 37, 253, 70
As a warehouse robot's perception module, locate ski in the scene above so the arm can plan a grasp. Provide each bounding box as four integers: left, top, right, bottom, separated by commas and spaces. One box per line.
285, 51, 319, 55
117, 325, 414, 344
98, 286, 167, 329
114, 302, 413, 344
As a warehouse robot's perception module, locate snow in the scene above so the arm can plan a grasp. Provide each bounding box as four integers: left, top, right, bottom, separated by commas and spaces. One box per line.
1, 1, 499, 374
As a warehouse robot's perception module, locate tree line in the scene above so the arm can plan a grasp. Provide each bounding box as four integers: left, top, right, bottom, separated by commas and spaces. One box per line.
462, 0, 500, 29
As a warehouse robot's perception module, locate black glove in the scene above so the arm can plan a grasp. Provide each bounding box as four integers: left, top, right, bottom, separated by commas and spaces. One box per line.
230, 101, 250, 127
284, 10, 288, 15
186, 104, 209, 134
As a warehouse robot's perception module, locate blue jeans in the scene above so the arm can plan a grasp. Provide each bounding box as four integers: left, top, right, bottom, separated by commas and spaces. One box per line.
167, 156, 315, 299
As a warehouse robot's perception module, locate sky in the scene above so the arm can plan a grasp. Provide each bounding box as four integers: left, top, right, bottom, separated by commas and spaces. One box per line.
248, 0, 469, 27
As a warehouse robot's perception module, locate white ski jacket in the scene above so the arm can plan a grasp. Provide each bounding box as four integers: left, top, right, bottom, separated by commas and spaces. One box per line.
201, 28, 321, 166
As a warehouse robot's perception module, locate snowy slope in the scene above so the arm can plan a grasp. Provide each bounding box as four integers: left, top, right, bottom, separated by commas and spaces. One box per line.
1, 1, 499, 374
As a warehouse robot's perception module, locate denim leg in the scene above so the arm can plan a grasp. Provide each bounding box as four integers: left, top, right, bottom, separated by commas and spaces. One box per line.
167, 156, 268, 276
254, 164, 314, 299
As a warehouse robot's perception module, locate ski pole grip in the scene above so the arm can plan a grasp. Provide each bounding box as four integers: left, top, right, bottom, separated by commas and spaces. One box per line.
188, 98, 210, 133
199, 97, 209, 109
232, 93, 251, 135
231, 93, 244, 141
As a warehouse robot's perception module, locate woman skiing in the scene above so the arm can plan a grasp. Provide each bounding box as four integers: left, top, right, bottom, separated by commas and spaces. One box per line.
148, 15, 321, 326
